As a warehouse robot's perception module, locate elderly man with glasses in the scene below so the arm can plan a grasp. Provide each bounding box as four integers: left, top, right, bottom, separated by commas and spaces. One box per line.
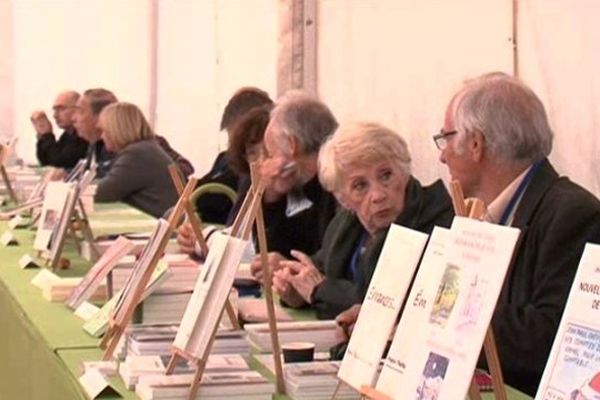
436, 72, 600, 396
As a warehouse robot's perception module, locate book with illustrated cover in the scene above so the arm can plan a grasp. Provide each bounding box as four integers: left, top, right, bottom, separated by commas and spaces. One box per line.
535, 243, 600, 400
375, 218, 520, 400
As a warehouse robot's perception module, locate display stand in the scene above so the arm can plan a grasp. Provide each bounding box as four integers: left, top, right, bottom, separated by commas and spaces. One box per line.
0, 143, 18, 204
100, 178, 197, 360
165, 165, 285, 399
353, 181, 507, 400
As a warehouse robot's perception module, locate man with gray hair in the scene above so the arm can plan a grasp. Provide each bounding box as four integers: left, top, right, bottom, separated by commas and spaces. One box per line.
250, 93, 338, 282
437, 72, 600, 396
73, 88, 118, 178
31, 90, 88, 169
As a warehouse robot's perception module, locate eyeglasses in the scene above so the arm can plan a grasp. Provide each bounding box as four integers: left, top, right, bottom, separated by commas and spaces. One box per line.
433, 130, 458, 150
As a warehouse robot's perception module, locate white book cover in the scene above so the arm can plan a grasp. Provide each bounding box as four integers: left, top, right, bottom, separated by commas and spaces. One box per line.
337, 224, 429, 390
376, 218, 520, 400
173, 234, 248, 360
34, 181, 71, 251
535, 243, 600, 400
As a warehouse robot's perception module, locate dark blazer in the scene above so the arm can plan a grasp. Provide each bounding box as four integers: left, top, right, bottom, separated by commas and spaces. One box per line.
85, 140, 115, 179
36, 128, 88, 169
310, 178, 454, 319
490, 159, 600, 396
262, 175, 338, 259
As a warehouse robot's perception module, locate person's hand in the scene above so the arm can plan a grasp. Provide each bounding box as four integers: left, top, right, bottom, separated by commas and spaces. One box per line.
280, 250, 324, 304
335, 304, 361, 340
250, 251, 285, 283
176, 222, 197, 255
272, 267, 306, 308
30, 111, 53, 136
49, 168, 66, 181
260, 156, 297, 203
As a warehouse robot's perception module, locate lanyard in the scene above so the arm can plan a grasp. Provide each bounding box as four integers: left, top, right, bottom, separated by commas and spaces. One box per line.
498, 160, 543, 226
349, 231, 368, 281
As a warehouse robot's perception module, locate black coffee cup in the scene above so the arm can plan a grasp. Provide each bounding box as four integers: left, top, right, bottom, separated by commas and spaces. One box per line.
282, 342, 315, 363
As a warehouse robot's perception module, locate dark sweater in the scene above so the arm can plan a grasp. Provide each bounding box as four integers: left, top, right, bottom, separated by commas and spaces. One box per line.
310, 178, 454, 319
36, 127, 88, 169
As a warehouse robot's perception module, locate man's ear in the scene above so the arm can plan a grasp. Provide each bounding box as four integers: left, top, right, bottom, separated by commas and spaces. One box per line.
287, 135, 299, 157
468, 131, 485, 163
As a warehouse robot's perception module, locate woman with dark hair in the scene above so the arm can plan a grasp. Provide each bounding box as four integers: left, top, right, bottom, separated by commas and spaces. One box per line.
177, 103, 272, 254
193, 87, 273, 225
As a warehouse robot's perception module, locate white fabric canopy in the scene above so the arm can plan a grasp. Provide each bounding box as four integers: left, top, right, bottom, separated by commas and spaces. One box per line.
0, 0, 598, 197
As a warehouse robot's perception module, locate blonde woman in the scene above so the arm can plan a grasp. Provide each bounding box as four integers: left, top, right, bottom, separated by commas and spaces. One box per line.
267, 122, 454, 319
94, 102, 178, 217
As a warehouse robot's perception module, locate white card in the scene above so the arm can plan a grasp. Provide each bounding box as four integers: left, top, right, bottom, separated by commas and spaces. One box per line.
0, 230, 18, 246
75, 302, 101, 321
8, 215, 24, 230
31, 269, 60, 289
78, 369, 119, 399
18, 254, 40, 269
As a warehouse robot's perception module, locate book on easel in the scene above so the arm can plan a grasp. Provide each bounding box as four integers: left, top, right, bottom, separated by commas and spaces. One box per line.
535, 242, 600, 400
100, 177, 197, 359
33, 180, 72, 251
165, 166, 285, 399
46, 169, 97, 270
336, 224, 429, 390
66, 235, 136, 310
372, 217, 520, 400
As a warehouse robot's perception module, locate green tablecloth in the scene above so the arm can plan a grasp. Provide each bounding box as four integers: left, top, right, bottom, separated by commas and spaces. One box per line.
0, 202, 533, 400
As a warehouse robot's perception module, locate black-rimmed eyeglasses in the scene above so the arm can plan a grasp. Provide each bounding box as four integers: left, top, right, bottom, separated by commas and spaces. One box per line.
433, 130, 457, 150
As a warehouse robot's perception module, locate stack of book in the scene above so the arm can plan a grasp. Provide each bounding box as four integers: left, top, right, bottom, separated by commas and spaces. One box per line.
120, 354, 249, 390
116, 325, 251, 360
135, 370, 275, 400
245, 320, 341, 352
254, 354, 359, 400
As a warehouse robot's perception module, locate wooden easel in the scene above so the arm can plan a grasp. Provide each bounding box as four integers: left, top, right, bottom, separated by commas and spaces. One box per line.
0, 144, 19, 205
165, 165, 286, 400
100, 177, 198, 360
167, 165, 237, 325
347, 181, 507, 400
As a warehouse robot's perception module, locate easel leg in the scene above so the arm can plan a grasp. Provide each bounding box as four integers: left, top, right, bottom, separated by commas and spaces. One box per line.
468, 376, 482, 400
330, 381, 343, 400
483, 328, 507, 400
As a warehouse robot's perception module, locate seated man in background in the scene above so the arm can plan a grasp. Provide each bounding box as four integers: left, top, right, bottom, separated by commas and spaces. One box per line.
437, 72, 600, 396
73, 88, 118, 178
31, 90, 88, 169
268, 122, 453, 319
94, 102, 178, 218
254, 93, 338, 260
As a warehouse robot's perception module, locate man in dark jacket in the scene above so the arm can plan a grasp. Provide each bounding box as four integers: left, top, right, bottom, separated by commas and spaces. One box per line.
437, 72, 600, 396
32, 91, 88, 169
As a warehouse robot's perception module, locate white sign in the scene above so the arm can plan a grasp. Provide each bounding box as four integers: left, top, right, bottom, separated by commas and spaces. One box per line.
0, 230, 17, 246
337, 224, 428, 390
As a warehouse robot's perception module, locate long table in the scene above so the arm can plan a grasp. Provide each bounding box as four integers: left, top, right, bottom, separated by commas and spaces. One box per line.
0, 203, 532, 400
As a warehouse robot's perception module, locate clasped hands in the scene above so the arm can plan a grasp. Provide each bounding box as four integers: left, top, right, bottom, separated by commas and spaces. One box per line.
250, 249, 324, 308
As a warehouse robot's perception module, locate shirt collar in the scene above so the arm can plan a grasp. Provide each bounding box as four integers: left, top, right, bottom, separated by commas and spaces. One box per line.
486, 165, 532, 224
